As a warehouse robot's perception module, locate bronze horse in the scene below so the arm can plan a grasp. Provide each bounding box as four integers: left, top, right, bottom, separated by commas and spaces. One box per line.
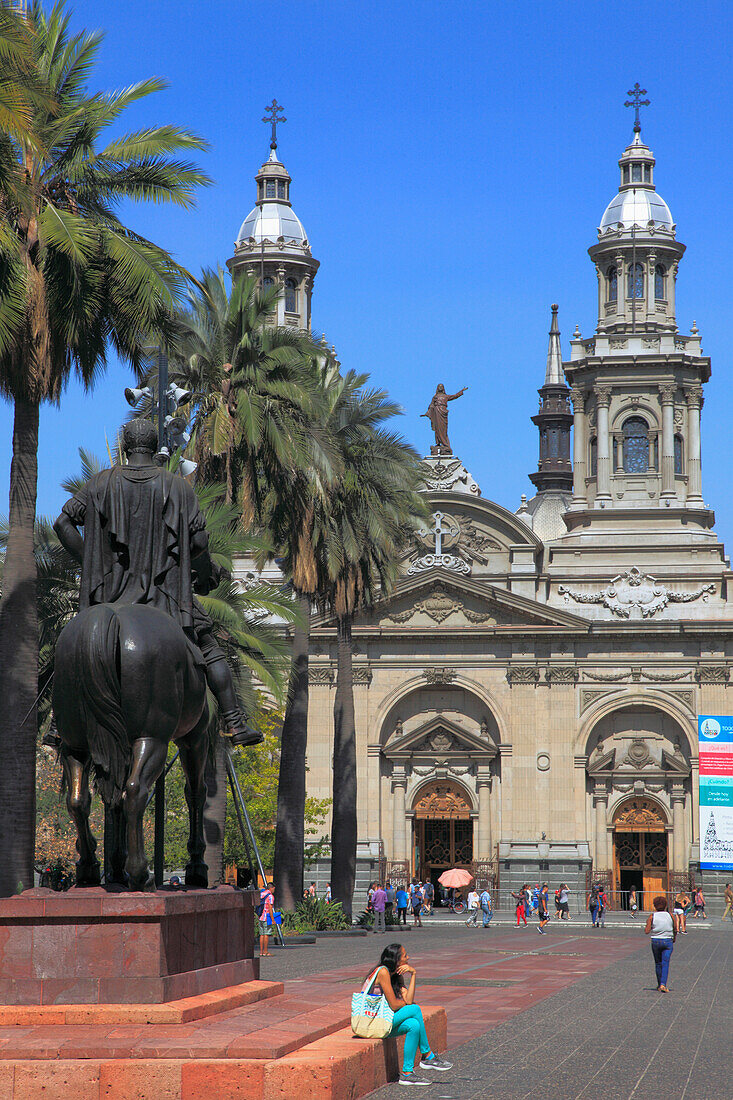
52, 601, 210, 891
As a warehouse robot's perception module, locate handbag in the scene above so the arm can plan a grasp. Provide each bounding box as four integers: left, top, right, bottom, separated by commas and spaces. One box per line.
351, 968, 394, 1039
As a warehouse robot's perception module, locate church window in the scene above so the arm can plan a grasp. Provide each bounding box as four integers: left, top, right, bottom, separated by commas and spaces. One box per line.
265, 180, 276, 198
607, 266, 618, 302
644, 165, 651, 182
277, 180, 286, 198
622, 166, 630, 184
589, 436, 597, 476
627, 262, 644, 299
654, 264, 666, 299
285, 277, 298, 313
623, 417, 649, 473
674, 434, 684, 474
548, 428, 559, 457
263, 276, 274, 291
632, 163, 642, 183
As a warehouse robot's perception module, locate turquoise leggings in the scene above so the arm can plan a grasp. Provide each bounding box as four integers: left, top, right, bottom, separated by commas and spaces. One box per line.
389, 1004, 432, 1072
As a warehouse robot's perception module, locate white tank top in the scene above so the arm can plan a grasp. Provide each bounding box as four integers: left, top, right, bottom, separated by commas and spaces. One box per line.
650, 911, 674, 939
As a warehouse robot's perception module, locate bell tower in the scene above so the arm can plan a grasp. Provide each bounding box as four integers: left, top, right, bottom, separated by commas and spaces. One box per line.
561, 88, 714, 544
227, 101, 319, 330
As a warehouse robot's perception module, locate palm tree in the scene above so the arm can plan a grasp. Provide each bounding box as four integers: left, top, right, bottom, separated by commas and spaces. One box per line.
0, 0, 210, 895
323, 380, 426, 917
156, 267, 333, 889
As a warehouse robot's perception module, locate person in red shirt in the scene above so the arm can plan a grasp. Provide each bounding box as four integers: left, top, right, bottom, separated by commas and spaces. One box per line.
258, 887, 275, 958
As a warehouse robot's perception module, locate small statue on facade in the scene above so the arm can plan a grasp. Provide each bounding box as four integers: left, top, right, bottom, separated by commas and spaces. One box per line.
422, 384, 468, 455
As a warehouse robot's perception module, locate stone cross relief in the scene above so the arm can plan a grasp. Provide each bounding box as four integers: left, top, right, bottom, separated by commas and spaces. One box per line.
558, 567, 715, 619
408, 511, 470, 576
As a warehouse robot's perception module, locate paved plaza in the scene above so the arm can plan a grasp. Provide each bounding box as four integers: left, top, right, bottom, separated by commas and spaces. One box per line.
260, 918, 731, 1100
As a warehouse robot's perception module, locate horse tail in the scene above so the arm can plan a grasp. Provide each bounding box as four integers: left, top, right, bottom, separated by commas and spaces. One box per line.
75, 605, 131, 807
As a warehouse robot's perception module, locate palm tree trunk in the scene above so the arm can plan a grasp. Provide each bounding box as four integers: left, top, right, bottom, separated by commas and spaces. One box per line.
0, 396, 39, 896
203, 735, 227, 886
273, 592, 310, 910
331, 613, 357, 920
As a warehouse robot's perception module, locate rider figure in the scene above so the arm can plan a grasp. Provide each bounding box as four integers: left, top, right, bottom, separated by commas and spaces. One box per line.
53, 418, 261, 748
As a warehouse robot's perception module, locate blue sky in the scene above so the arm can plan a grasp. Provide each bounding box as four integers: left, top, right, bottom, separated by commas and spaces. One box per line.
3, 0, 733, 548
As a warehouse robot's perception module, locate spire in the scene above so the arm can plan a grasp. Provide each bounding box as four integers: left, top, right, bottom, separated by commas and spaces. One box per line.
263, 99, 286, 153
545, 304, 563, 385
624, 83, 650, 138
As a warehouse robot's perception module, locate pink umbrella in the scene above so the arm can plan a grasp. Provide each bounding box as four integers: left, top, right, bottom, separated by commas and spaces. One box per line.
438, 868, 474, 889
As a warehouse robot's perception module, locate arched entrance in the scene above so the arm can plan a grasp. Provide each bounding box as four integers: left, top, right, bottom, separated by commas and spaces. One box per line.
613, 797, 668, 907
413, 781, 473, 892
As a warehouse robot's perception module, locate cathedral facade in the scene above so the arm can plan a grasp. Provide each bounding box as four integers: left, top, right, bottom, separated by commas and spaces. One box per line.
232, 112, 733, 911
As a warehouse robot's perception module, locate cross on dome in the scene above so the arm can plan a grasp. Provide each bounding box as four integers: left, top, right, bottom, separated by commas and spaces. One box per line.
624, 83, 650, 135
263, 99, 286, 151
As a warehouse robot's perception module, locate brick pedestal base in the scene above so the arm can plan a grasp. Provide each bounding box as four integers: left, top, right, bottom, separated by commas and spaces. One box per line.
0, 886, 257, 1005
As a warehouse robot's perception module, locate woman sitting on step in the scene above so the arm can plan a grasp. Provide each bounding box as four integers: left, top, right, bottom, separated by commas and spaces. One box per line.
367, 942, 452, 1087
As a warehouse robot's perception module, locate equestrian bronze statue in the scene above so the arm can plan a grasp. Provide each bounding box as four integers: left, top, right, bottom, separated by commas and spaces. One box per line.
52, 418, 261, 890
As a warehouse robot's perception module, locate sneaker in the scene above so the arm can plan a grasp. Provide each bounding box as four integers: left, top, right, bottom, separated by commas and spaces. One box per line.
420, 1054, 453, 1071
399, 1069, 432, 1086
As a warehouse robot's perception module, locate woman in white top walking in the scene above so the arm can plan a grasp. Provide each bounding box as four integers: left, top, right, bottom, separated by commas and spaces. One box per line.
644, 895, 677, 992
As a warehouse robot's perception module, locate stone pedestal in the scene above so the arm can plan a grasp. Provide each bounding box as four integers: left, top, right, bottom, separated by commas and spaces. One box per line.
0, 885, 257, 1005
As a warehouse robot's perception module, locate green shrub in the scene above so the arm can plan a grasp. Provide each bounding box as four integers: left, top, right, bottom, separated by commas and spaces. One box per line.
355, 909, 400, 929
281, 897, 349, 932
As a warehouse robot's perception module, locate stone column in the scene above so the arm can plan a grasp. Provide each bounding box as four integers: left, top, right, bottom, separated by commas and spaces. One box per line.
569, 386, 587, 510
476, 770, 492, 859
659, 384, 677, 499
595, 386, 612, 502
391, 767, 407, 862
670, 261, 678, 328
593, 785, 609, 870
671, 789, 686, 872
685, 385, 704, 504
646, 251, 656, 325
595, 264, 603, 330
276, 265, 286, 326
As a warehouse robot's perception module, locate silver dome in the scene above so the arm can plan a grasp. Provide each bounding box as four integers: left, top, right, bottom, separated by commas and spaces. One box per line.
600, 188, 673, 232
237, 203, 308, 245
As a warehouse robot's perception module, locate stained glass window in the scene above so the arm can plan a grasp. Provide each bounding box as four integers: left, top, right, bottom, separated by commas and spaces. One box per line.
607, 266, 617, 302
285, 277, 297, 313
265, 180, 276, 198
623, 417, 649, 473
627, 262, 644, 299
654, 264, 666, 299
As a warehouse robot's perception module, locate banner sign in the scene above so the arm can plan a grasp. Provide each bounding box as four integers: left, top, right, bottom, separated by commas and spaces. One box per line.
698, 715, 733, 870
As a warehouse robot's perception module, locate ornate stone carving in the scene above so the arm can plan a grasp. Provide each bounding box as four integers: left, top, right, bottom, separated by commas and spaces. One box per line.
685, 384, 703, 408
623, 739, 652, 768
695, 666, 730, 684
674, 338, 686, 350
658, 384, 677, 404
536, 752, 551, 772
585, 669, 630, 682
420, 455, 481, 496
570, 386, 585, 413
559, 567, 715, 618
308, 667, 334, 685
545, 666, 579, 684
506, 666, 540, 686
673, 407, 684, 426
642, 338, 660, 350
581, 689, 620, 713
423, 667, 457, 685
408, 511, 471, 576
384, 582, 496, 626
609, 338, 627, 350
595, 385, 611, 406
458, 519, 501, 562
352, 665, 373, 685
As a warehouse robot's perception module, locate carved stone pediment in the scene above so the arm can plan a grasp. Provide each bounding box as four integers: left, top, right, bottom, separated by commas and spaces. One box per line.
383, 714, 497, 763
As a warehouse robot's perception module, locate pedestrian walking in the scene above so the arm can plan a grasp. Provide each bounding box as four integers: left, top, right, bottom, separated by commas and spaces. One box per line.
588, 886, 600, 928
598, 886, 608, 928
422, 879, 435, 915
410, 881, 423, 927
557, 883, 571, 920
645, 895, 677, 993
722, 882, 733, 922
629, 886, 638, 918
480, 886, 493, 928
325, 883, 332, 904
537, 883, 550, 934
396, 884, 408, 925
465, 887, 480, 926
385, 881, 395, 922
361, 943, 453, 1086
372, 883, 387, 934
673, 890, 690, 933
512, 887, 527, 927
366, 883, 375, 913
692, 886, 707, 919
257, 886, 275, 958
